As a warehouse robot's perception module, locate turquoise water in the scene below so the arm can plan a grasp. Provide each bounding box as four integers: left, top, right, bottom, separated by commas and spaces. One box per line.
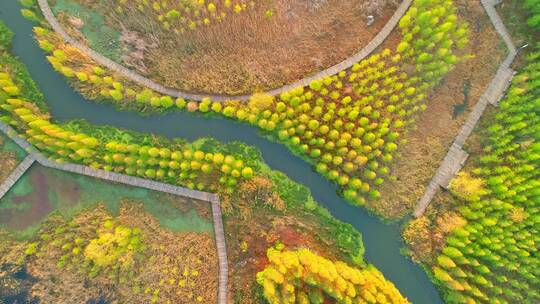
0, 1, 443, 302
0, 164, 213, 239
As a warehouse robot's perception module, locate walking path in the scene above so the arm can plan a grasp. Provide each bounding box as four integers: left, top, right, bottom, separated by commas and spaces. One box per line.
37, 0, 413, 102
413, 0, 517, 217
0, 121, 229, 304
211, 199, 229, 304
0, 155, 35, 200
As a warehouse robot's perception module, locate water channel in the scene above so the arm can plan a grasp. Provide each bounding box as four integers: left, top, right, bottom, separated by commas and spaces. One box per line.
0, 1, 442, 303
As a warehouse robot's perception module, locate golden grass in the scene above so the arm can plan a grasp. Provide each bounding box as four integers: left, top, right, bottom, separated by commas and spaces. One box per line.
73, 0, 398, 94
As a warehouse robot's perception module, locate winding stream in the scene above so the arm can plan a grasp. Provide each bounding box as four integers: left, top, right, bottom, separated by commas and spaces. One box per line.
0, 1, 442, 303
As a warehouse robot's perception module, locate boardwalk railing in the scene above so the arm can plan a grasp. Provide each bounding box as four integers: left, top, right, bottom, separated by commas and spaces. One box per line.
0, 120, 229, 304
37, 0, 413, 102
413, 0, 518, 217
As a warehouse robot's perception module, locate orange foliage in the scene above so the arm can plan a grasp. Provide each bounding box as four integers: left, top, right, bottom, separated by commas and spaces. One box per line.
240, 177, 284, 209
403, 211, 466, 263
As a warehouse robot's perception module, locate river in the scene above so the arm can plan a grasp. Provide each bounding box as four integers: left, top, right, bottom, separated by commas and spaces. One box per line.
0, 1, 442, 303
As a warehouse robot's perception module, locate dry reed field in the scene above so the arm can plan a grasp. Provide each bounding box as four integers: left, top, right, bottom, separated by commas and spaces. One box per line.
53, 0, 399, 94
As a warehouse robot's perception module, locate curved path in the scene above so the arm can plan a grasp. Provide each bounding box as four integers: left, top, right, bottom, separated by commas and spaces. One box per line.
413, 0, 517, 217
37, 0, 413, 102
0, 120, 229, 304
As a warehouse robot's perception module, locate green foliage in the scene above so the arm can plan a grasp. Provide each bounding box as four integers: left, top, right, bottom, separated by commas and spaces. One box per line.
33, 0, 469, 215
432, 47, 540, 304
20, 9, 39, 22
24, 242, 38, 255
524, 0, 540, 29
109, 89, 123, 101
0, 20, 14, 50
0, 66, 254, 194
213, 0, 470, 210
0, 20, 372, 276
0, 54, 46, 110
160, 96, 174, 108
19, 0, 36, 8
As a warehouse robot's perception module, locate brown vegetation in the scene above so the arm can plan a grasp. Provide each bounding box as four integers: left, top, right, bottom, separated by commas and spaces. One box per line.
0, 136, 20, 183
0, 201, 217, 304
222, 176, 285, 219
402, 192, 466, 263
58, 0, 398, 95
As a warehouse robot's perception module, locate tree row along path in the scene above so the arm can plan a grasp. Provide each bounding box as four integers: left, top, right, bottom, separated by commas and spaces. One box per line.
413, 0, 518, 217
0, 120, 229, 304
37, 0, 413, 102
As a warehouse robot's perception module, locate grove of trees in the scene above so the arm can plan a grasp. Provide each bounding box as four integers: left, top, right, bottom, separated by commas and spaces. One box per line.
0, 67, 255, 194
430, 48, 540, 303
257, 246, 410, 304
28, 0, 471, 212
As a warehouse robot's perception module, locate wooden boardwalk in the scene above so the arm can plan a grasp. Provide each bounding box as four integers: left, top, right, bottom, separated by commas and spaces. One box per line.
0, 121, 228, 304
211, 199, 229, 304
37, 0, 413, 102
0, 155, 35, 200
413, 0, 517, 217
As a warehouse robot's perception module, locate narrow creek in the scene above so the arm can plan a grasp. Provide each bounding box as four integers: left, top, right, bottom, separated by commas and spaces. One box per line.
0, 2, 442, 303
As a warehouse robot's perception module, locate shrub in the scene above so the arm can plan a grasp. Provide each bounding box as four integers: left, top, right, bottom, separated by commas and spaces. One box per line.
21, 9, 39, 22
248, 93, 274, 111
0, 21, 14, 50
524, 0, 540, 29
